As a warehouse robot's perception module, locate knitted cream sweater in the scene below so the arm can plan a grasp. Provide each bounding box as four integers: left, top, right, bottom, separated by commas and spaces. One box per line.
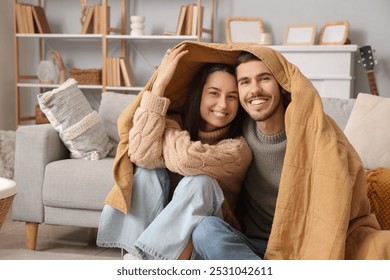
128, 90, 252, 213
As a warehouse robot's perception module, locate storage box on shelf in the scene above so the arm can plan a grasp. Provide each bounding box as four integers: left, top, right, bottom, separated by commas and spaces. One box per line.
68, 68, 102, 85
13, 0, 215, 126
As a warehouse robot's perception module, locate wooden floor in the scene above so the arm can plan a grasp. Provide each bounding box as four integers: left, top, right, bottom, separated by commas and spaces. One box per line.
0, 211, 121, 260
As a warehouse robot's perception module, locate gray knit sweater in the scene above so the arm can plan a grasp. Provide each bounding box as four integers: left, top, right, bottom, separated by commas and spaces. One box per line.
242, 117, 287, 242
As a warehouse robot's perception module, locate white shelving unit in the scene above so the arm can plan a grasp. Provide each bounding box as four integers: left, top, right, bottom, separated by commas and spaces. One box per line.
13, 0, 215, 126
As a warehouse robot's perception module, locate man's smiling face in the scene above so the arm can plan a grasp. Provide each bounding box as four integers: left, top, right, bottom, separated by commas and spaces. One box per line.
236, 59, 282, 124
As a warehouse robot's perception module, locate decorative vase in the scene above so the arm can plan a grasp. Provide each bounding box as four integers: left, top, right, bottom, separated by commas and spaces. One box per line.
130, 15, 145, 36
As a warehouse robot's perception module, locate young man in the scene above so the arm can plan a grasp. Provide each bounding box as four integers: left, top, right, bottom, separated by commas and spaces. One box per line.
192, 49, 390, 260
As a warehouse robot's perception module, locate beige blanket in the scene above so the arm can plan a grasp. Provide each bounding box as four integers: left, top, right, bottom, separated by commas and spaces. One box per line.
105, 41, 390, 259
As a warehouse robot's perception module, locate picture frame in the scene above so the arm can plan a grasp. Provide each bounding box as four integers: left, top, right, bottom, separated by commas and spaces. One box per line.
318, 21, 350, 45
225, 16, 265, 44
283, 24, 316, 45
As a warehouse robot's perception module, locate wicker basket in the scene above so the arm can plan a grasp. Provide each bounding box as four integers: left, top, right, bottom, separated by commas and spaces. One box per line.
69, 68, 102, 85
0, 195, 15, 230
0, 178, 16, 230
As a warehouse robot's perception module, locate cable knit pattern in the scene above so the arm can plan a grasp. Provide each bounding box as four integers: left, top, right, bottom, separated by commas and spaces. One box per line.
128, 91, 170, 168
128, 90, 252, 212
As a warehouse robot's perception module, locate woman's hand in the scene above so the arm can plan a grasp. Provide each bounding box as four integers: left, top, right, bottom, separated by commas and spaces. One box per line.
152, 44, 189, 97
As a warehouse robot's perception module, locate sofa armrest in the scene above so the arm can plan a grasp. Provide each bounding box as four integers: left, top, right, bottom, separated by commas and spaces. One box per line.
12, 124, 69, 223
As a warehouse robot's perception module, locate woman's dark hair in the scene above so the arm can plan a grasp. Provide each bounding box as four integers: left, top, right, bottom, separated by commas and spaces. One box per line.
183, 63, 246, 141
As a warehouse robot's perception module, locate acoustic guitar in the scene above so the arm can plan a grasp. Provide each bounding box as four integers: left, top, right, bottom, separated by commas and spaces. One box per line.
358, 45, 379, 96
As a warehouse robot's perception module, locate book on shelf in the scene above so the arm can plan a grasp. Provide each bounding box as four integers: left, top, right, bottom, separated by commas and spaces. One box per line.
15, 3, 51, 34
15, 3, 31, 33
175, 5, 187, 35
106, 56, 135, 87
114, 57, 121, 86
106, 57, 113, 86
184, 3, 204, 36
15, 4, 24, 33
81, 5, 95, 34
15, 5, 22, 33
81, 5, 110, 34
31, 5, 51, 33
119, 58, 135, 87
191, 4, 204, 36
93, 5, 100, 34
25, 5, 35, 33
184, 3, 194, 35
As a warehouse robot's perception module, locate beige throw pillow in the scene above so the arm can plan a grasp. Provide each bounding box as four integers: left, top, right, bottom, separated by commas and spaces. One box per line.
344, 93, 390, 169
37, 78, 112, 160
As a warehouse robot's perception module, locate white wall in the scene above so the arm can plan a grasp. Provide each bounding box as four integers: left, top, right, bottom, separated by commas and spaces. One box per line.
1, 0, 390, 130
0, 1, 16, 130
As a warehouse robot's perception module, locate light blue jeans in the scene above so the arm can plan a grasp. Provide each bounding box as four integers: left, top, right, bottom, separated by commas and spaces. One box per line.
192, 216, 267, 260
97, 167, 224, 260
97, 167, 170, 255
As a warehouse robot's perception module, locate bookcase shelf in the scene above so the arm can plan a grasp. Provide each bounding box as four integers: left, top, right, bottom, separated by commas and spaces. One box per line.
17, 82, 144, 92
13, 0, 215, 126
16, 33, 103, 39
17, 82, 101, 90
107, 34, 198, 41
15, 33, 199, 40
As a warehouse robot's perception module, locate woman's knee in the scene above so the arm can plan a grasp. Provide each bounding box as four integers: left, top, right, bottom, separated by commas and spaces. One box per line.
175, 174, 222, 196
193, 217, 225, 243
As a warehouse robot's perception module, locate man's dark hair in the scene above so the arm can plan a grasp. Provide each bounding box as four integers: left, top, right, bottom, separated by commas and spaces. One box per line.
183, 63, 246, 141
234, 51, 261, 69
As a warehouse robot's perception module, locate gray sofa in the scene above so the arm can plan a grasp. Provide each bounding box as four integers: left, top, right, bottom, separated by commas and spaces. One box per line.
12, 92, 136, 250
11, 94, 355, 250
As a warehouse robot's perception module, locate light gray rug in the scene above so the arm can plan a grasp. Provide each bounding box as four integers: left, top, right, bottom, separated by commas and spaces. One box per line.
0, 249, 119, 260
0, 130, 15, 179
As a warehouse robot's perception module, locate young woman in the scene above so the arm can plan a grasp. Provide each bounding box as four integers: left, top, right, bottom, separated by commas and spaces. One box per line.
97, 44, 252, 260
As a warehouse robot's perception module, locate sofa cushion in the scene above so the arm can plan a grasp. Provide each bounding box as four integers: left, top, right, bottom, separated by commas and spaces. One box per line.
321, 97, 355, 130
98, 92, 137, 156
42, 158, 114, 210
38, 78, 112, 160
344, 93, 390, 169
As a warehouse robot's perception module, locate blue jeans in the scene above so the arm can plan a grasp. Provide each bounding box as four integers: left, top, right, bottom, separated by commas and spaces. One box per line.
135, 173, 224, 260
192, 216, 267, 260
97, 167, 224, 260
97, 167, 170, 255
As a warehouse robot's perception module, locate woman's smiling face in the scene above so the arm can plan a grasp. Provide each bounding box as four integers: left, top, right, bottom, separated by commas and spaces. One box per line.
200, 71, 239, 132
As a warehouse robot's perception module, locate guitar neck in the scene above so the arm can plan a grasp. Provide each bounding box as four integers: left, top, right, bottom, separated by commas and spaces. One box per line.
366, 70, 379, 96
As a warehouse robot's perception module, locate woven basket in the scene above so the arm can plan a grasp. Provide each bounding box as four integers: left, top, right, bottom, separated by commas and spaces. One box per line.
69, 68, 102, 85
0, 195, 15, 230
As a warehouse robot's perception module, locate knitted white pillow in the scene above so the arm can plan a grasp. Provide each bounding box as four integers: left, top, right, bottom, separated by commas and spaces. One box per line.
344, 93, 390, 169
37, 78, 112, 160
